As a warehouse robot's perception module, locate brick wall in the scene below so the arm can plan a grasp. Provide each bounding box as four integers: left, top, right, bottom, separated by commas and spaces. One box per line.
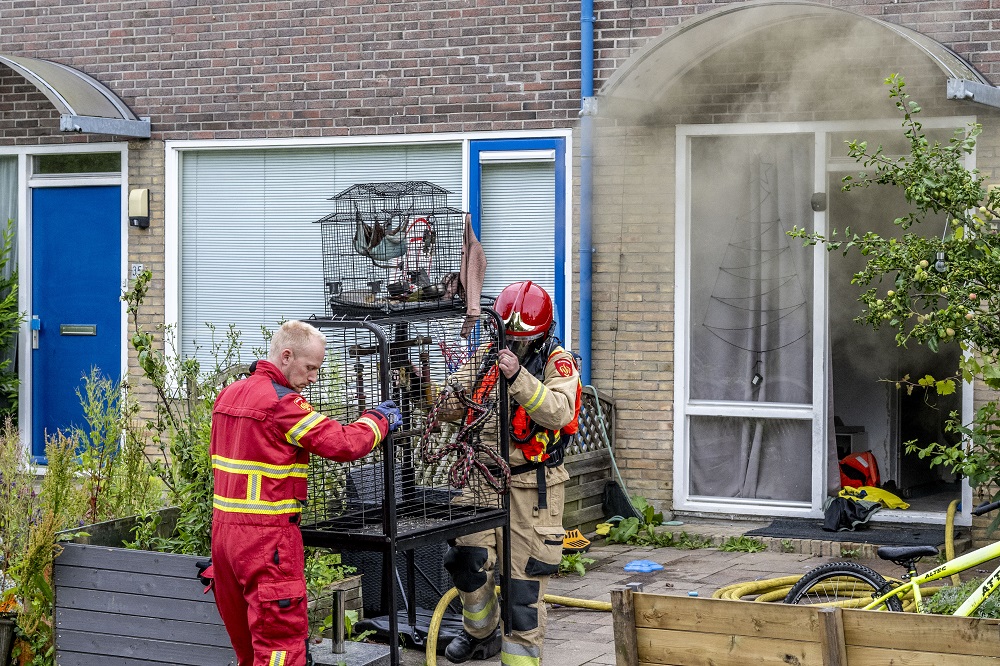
126, 140, 166, 411
591, 7, 1000, 510
4, 0, 1000, 512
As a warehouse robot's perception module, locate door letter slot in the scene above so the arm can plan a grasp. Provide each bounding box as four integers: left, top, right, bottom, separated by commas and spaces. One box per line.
59, 324, 97, 336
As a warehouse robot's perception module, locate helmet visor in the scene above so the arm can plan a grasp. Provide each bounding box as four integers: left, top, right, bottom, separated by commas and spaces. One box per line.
506, 333, 543, 363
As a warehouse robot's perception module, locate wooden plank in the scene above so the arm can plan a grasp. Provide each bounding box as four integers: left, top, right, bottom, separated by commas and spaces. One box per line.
56, 543, 207, 578
817, 608, 846, 666
55, 586, 225, 625
632, 594, 821, 643
55, 630, 236, 665
842, 607, 1000, 656
636, 627, 824, 666
56, 652, 156, 666
562, 504, 606, 529
564, 477, 611, 503
55, 565, 209, 601
55, 607, 231, 647
611, 588, 639, 666
847, 645, 1000, 666
564, 450, 612, 477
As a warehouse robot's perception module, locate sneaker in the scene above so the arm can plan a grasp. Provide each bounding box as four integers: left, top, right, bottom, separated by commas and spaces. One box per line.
444, 628, 502, 663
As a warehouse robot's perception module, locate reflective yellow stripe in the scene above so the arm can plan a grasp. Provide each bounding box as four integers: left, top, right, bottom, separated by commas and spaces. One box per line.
247, 473, 261, 501
211, 455, 308, 478
356, 416, 383, 450
522, 382, 548, 414
462, 595, 496, 623
269, 651, 287, 666
213, 495, 302, 515
285, 410, 326, 446
501, 642, 539, 666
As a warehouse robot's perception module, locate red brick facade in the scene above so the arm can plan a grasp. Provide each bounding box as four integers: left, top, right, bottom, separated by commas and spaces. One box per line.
2, 0, 998, 514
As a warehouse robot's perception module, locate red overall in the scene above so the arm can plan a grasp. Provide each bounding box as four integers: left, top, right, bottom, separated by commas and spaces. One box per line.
210, 360, 389, 666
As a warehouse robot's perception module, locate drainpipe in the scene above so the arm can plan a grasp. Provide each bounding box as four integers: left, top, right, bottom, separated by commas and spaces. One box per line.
579, 0, 595, 385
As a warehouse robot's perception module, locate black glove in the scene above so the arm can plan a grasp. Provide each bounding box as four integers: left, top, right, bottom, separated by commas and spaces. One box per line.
373, 400, 402, 432
195, 559, 214, 592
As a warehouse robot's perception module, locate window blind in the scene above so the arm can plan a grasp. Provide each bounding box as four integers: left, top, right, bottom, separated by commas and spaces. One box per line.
479, 161, 556, 300
179, 144, 462, 365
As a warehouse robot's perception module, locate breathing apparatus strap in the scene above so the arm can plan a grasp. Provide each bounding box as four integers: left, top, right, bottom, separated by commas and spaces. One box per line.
508, 446, 565, 510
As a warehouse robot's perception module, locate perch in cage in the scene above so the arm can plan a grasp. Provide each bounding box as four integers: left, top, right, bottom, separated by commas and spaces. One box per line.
315, 181, 467, 315
299, 311, 508, 546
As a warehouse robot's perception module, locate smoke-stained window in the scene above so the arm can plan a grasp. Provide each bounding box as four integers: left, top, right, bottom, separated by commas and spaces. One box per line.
687, 134, 814, 502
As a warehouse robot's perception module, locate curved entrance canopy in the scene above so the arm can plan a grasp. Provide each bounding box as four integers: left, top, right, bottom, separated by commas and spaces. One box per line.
0, 53, 150, 138
600, 0, 996, 108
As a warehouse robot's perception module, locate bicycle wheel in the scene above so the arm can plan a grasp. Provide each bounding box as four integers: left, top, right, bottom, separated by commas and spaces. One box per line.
784, 562, 903, 611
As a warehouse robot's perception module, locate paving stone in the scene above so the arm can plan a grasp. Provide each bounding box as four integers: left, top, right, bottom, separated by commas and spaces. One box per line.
395, 530, 924, 666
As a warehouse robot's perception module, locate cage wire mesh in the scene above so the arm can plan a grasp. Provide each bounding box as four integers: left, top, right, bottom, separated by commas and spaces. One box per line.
301, 310, 506, 543
316, 181, 467, 317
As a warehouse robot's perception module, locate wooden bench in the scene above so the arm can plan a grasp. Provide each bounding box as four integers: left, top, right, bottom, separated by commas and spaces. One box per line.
610, 589, 1000, 665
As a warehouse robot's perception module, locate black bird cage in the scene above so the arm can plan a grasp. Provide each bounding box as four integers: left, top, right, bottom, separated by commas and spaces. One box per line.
316, 181, 467, 316
299, 307, 511, 662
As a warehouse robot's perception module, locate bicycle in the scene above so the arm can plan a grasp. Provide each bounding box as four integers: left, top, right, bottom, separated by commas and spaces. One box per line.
783, 499, 1000, 614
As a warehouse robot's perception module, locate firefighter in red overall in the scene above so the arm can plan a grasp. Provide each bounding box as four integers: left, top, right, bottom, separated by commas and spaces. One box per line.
209, 320, 401, 666
443, 281, 582, 666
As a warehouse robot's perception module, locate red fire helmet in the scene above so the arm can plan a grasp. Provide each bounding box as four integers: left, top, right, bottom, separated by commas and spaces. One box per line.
494, 280, 553, 340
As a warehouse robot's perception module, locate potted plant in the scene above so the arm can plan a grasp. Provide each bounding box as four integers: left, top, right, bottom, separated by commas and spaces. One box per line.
305, 549, 363, 640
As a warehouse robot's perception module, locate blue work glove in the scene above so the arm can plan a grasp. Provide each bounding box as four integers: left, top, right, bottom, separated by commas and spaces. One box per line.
373, 400, 402, 432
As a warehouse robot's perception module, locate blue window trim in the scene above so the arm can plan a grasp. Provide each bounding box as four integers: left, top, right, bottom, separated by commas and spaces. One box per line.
469, 137, 568, 344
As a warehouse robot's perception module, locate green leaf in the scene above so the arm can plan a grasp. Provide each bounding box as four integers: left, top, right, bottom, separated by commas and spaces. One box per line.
935, 379, 956, 395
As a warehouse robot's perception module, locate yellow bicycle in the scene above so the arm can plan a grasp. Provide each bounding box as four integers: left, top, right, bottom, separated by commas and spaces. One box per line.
784, 499, 1000, 614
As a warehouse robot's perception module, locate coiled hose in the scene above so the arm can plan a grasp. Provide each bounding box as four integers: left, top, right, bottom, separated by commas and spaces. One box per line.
713, 499, 961, 611
425, 587, 611, 666
425, 503, 961, 664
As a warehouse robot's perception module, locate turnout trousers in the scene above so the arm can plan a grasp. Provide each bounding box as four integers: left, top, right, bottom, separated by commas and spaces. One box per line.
212, 514, 309, 666
445, 481, 566, 666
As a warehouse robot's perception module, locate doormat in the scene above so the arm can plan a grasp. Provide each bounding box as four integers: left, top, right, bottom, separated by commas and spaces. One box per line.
743, 520, 948, 546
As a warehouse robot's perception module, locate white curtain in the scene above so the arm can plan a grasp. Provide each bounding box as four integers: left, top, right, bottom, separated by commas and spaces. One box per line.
687, 135, 815, 501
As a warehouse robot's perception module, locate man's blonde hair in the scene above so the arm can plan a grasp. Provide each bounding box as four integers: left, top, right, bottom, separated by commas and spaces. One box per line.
268, 320, 326, 361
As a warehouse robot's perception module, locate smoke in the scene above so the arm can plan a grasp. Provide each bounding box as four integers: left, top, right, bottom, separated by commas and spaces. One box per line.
590, 3, 975, 495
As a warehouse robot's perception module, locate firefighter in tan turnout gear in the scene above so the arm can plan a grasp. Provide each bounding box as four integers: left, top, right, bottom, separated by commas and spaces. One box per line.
443, 281, 582, 666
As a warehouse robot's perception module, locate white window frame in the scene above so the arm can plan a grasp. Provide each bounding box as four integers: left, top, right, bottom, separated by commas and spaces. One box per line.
674, 117, 975, 526
163, 129, 573, 364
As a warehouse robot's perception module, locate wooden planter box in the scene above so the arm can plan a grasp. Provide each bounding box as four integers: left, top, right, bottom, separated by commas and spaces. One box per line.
611, 589, 1000, 665
563, 387, 617, 534
53, 512, 362, 665
563, 448, 612, 533
54, 542, 234, 666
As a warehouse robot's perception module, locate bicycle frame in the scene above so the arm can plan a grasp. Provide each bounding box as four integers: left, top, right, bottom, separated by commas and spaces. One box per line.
864, 539, 1000, 615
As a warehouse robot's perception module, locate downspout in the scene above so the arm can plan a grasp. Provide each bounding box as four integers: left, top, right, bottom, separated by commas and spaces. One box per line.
579, 0, 595, 384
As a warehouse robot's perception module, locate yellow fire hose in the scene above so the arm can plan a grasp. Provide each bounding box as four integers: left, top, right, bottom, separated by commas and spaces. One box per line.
425, 500, 960, 664
713, 499, 961, 611
425, 587, 611, 666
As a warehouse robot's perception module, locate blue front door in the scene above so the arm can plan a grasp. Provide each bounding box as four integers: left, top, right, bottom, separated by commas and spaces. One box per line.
31, 186, 121, 459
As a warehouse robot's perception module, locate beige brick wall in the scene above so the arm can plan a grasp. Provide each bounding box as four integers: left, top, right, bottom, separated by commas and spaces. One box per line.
590, 12, 1000, 511
126, 140, 167, 412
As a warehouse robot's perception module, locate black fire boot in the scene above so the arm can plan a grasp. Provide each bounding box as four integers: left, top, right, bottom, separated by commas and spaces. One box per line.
444, 628, 502, 663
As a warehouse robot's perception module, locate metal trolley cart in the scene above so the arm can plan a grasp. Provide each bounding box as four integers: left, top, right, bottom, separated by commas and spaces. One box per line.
300, 307, 512, 665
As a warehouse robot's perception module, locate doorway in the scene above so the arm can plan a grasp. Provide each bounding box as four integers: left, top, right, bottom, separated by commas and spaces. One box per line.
827, 131, 962, 512
676, 121, 972, 522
